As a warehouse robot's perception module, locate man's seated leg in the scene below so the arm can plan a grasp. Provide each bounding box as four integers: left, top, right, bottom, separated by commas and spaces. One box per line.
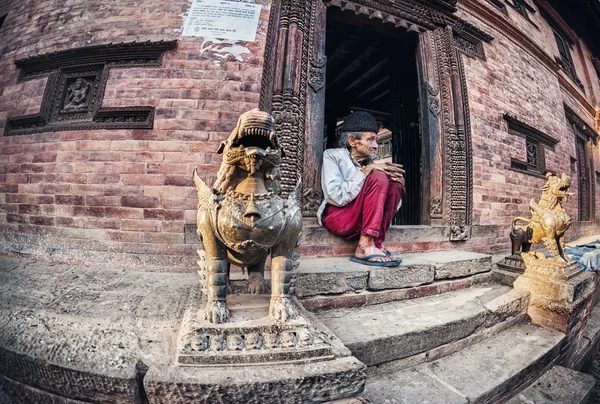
374, 180, 406, 250
323, 170, 396, 264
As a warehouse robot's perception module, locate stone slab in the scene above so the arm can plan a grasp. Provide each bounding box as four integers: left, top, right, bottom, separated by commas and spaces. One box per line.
317, 285, 510, 366
185, 224, 500, 247
300, 272, 492, 312
363, 367, 468, 404
294, 252, 492, 297
295, 258, 369, 297
492, 267, 520, 287
420, 323, 564, 403
368, 264, 434, 290
364, 323, 564, 404
507, 366, 595, 404
483, 289, 529, 326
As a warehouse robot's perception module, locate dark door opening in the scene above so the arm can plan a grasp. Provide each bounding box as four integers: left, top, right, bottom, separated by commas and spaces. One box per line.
323, 9, 421, 225
576, 137, 592, 221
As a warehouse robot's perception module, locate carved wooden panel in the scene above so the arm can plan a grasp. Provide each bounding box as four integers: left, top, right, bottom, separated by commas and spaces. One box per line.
565, 104, 598, 221
5, 41, 177, 136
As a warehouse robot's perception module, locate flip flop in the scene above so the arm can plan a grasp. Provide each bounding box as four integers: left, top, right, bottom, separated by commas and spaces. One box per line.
384, 251, 403, 264
350, 254, 400, 267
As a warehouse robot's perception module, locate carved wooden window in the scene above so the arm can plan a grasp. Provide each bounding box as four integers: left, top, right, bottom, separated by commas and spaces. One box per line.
504, 113, 558, 178
506, 0, 538, 27
4, 41, 177, 136
537, 5, 585, 92
488, 0, 508, 15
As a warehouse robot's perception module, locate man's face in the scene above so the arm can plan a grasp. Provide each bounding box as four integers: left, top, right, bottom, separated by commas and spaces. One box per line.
349, 131, 378, 161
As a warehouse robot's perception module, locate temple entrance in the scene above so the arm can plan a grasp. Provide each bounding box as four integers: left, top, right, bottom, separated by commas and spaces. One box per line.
323, 9, 421, 225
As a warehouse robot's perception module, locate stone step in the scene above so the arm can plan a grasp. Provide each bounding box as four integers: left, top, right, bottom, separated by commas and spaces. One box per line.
316, 284, 529, 367
362, 323, 565, 404
230, 251, 492, 303
507, 365, 595, 404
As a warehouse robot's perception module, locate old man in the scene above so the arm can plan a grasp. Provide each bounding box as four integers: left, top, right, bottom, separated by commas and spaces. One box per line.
317, 111, 406, 267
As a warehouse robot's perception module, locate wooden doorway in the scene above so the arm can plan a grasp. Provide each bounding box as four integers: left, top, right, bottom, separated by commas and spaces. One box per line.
576, 136, 593, 221
323, 9, 421, 224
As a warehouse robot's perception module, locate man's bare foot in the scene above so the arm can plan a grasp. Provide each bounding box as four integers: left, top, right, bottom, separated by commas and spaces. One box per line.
355, 235, 392, 262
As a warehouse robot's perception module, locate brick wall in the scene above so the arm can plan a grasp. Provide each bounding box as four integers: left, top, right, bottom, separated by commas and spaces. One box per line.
0, 0, 598, 267
457, 0, 600, 255
0, 0, 271, 270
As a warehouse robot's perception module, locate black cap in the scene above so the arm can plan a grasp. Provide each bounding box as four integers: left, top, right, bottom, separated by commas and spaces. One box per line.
341, 111, 378, 133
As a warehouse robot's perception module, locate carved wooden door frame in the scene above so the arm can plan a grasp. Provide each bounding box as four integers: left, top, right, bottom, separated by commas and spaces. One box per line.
259, 0, 493, 241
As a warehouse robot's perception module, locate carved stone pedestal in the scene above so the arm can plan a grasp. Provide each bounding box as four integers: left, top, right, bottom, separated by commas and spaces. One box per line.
177, 286, 335, 366
497, 254, 526, 274
514, 255, 595, 332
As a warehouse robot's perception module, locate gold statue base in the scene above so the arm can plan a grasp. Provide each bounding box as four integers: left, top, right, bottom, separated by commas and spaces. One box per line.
514, 253, 595, 332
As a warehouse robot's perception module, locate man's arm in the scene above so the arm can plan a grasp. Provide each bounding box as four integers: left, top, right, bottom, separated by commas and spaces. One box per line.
321, 150, 366, 207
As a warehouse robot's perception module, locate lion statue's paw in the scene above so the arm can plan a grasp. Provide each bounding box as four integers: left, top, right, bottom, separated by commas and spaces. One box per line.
248, 273, 267, 294
204, 300, 230, 324
269, 296, 297, 322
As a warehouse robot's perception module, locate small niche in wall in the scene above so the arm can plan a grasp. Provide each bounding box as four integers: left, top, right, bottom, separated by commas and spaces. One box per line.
596, 171, 600, 185
570, 157, 577, 171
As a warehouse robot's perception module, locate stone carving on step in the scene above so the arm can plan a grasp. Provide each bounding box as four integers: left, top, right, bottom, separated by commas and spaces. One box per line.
193, 109, 302, 324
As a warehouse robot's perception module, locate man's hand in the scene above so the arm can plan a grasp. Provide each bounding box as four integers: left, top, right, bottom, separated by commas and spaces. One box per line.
363, 161, 405, 185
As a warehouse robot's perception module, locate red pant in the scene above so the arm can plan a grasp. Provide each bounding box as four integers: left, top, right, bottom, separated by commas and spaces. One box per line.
322, 170, 406, 249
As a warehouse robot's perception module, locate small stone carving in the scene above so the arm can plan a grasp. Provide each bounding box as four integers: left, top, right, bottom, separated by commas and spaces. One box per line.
193, 109, 302, 324
63, 78, 91, 111
511, 172, 573, 262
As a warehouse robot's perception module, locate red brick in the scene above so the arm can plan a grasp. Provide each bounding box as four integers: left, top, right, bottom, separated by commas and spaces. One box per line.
143, 209, 184, 220
164, 175, 191, 187
121, 196, 161, 208
73, 206, 105, 217
88, 152, 122, 162
85, 218, 120, 230
29, 216, 55, 226
121, 219, 160, 232
121, 174, 165, 186
18, 204, 41, 215
105, 207, 143, 219
85, 196, 121, 206
6, 214, 26, 223
56, 195, 85, 205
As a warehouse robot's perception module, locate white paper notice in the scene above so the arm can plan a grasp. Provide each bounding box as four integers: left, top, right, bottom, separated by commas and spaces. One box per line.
182, 0, 262, 42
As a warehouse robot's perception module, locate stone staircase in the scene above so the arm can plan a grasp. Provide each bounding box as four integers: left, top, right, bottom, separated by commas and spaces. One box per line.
291, 250, 598, 403
1, 251, 598, 403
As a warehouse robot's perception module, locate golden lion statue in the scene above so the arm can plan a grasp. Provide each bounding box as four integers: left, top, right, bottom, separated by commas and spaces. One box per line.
193, 109, 302, 324
510, 172, 573, 262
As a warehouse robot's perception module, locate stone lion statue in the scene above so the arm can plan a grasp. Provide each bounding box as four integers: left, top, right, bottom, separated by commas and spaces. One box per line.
193, 109, 302, 324
511, 172, 573, 262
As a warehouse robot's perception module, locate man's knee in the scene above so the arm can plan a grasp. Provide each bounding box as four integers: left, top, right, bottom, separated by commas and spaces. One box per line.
368, 169, 389, 185
388, 182, 406, 199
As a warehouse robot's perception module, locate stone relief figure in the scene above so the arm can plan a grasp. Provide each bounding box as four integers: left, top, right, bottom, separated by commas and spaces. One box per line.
193, 109, 302, 324
63, 78, 91, 111
511, 172, 573, 262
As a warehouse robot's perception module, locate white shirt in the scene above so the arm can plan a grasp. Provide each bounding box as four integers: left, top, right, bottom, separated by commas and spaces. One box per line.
317, 148, 366, 225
